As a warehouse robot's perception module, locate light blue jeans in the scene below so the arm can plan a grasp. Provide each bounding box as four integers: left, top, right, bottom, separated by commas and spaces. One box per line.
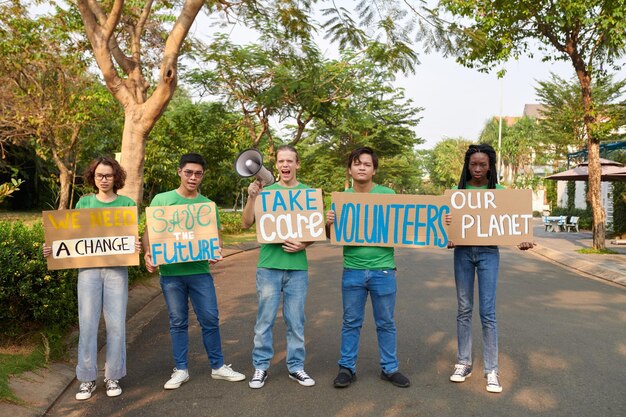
160, 274, 224, 370
338, 269, 399, 375
76, 267, 128, 382
453, 246, 500, 374
252, 268, 308, 373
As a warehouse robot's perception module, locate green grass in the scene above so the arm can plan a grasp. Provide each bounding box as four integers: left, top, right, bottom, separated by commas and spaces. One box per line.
576, 248, 618, 254
0, 338, 48, 404
222, 231, 258, 246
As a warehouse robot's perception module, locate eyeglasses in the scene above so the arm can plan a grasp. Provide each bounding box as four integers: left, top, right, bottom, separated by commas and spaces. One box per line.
182, 170, 204, 178
95, 173, 114, 181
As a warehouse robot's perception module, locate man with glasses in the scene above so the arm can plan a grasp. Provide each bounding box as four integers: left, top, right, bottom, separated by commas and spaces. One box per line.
143, 153, 245, 390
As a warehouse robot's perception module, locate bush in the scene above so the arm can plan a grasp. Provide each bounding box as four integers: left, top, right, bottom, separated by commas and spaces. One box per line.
219, 210, 245, 234
0, 220, 77, 340
550, 207, 592, 230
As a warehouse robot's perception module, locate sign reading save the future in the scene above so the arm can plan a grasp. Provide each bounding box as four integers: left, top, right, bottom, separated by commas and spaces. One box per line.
254, 188, 326, 243
329, 193, 450, 248
43, 207, 139, 270
444, 189, 533, 245
146, 203, 220, 266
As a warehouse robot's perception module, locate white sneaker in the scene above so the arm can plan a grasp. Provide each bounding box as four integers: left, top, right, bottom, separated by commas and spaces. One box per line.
289, 370, 315, 387
211, 364, 245, 382
450, 364, 472, 382
75, 380, 96, 400
104, 378, 122, 397
164, 368, 189, 389
248, 369, 268, 389
486, 370, 503, 393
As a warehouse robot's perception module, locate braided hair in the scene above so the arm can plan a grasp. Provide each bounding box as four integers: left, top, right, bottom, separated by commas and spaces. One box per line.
457, 144, 498, 189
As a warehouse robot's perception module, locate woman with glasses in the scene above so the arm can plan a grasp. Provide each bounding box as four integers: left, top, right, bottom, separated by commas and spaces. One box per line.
44, 156, 139, 400
447, 144, 534, 394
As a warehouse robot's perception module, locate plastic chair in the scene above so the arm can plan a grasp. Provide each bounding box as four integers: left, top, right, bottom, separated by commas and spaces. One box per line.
565, 216, 579, 232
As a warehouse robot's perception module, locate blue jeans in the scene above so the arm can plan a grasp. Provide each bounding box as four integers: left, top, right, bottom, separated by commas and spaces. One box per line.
453, 246, 500, 374
252, 268, 308, 373
338, 269, 399, 374
76, 267, 128, 382
160, 274, 224, 370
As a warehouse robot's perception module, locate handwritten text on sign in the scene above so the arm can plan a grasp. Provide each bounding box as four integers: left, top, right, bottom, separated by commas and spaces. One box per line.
330, 193, 449, 248
255, 188, 326, 243
146, 203, 220, 266
43, 207, 139, 270
444, 189, 533, 245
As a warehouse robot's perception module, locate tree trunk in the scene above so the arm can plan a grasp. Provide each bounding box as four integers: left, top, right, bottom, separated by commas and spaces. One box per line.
577, 71, 605, 249
57, 166, 72, 210
117, 105, 151, 205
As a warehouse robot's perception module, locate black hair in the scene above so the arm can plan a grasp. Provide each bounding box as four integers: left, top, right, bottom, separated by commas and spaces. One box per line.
458, 144, 498, 189
179, 153, 207, 169
347, 146, 378, 170
83, 156, 126, 193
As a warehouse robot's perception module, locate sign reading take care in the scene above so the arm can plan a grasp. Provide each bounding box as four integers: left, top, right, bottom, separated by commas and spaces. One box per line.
43, 207, 139, 270
254, 188, 326, 243
329, 193, 450, 248
444, 189, 533, 245
146, 203, 220, 266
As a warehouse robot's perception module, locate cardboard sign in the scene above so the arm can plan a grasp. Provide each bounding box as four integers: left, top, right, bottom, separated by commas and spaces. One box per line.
254, 188, 326, 243
444, 189, 533, 245
329, 192, 450, 248
146, 203, 220, 266
43, 207, 139, 270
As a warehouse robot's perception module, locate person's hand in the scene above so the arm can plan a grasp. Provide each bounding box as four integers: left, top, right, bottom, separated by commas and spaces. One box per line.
42, 243, 52, 258
135, 239, 142, 253
209, 248, 223, 264
282, 239, 308, 253
447, 240, 455, 249
517, 241, 536, 251
144, 253, 157, 273
445, 213, 452, 226
325, 210, 335, 226
247, 180, 263, 199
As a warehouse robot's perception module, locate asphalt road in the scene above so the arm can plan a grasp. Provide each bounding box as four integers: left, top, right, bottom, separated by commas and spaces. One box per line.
47, 243, 626, 417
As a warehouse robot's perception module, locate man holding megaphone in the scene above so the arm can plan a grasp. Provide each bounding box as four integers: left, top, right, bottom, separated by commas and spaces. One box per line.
241, 145, 316, 389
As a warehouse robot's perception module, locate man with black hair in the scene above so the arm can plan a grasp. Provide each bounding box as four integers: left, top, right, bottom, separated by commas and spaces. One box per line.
144, 153, 245, 390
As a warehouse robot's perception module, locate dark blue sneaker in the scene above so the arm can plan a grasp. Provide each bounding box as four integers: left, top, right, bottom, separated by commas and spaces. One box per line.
380, 370, 410, 388
333, 367, 356, 388
450, 364, 472, 382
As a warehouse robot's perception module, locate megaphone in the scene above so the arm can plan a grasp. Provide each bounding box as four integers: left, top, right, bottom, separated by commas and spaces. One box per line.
235, 148, 275, 186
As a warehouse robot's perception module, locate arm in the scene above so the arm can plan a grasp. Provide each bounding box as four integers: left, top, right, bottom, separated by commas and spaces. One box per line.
325, 209, 335, 239
242, 180, 263, 229
142, 227, 157, 273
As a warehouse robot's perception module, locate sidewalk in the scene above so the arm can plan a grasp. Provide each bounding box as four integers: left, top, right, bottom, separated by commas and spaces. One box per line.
2, 242, 261, 417
529, 218, 626, 287
3, 227, 626, 416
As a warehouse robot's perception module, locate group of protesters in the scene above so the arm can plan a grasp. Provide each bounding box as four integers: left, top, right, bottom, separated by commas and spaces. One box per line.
44, 143, 533, 401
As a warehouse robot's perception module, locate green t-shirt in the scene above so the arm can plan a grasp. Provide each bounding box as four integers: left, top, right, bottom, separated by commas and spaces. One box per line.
342, 184, 395, 270
257, 182, 310, 270
75, 194, 136, 209
149, 190, 220, 276
454, 184, 506, 190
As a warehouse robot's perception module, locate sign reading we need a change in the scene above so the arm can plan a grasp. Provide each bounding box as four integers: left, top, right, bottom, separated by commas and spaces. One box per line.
254, 188, 326, 244
43, 207, 139, 270
444, 189, 533, 245
329, 192, 450, 248
146, 203, 221, 266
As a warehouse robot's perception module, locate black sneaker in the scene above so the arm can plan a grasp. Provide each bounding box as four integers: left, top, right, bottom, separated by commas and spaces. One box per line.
248, 369, 268, 389
333, 367, 356, 388
380, 371, 411, 388
289, 370, 315, 387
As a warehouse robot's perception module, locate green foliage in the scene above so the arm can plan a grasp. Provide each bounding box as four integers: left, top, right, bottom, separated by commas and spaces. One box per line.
550, 207, 592, 230
427, 138, 474, 192
0, 221, 77, 339
612, 181, 626, 236
145, 94, 248, 206
219, 211, 246, 235
545, 179, 558, 212
0, 178, 23, 204
567, 181, 576, 213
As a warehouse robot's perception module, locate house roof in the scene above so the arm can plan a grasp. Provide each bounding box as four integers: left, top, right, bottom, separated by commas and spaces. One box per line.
523, 104, 546, 119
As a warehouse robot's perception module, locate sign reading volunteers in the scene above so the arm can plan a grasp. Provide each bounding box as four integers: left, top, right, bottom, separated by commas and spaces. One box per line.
43, 207, 139, 270
329, 193, 450, 248
254, 188, 326, 244
146, 203, 220, 265
444, 189, 533, 245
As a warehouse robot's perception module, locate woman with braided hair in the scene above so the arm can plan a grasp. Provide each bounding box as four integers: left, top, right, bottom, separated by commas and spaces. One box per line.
447, 144, 534, 393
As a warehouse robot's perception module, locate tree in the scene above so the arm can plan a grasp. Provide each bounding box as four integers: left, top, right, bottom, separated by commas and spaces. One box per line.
427, 137, 473, 192
437, 0, 626, 249
0, 2, 118, 209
